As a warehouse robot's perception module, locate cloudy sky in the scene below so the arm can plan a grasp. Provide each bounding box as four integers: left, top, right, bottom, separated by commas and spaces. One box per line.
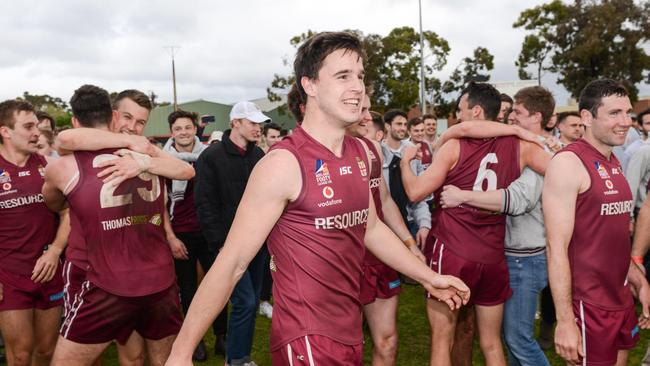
1, 0, 647, 107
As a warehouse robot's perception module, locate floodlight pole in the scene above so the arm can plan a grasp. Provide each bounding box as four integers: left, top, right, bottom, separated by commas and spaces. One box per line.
166, 46, 180, 111
418, 0, 426, 114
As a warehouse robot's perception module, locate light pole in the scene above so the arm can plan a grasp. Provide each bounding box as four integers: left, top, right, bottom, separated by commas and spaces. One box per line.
418, 0, 426, 114
165, 46, 180, 111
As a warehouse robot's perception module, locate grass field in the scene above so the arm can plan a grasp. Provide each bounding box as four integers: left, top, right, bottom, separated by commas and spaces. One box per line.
93, 284, 649, 365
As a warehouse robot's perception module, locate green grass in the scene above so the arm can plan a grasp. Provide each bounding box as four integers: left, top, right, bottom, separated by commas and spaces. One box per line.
94, 284, 649, 365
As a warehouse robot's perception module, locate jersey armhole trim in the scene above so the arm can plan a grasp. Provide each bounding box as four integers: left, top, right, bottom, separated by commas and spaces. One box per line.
281, 146, 308, 210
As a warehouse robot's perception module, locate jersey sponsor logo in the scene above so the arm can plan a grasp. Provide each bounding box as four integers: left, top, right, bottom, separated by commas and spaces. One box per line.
37, 165, 45, 177
594, 161, 610, 179
600, 200, 633, 216
322, 186, 334, 199
368, 149, 376, 162
100, 213, 162, 231
339, 166, 352, 176
612, 167, 621, 175
317, 199, 343, 208
369, 177, 381, 189
314, 208, 369, 230
0, 188, 17, 196
0, 169, 11, 183
605, 180, 614, 189
356, 157, 368, 177
0, 193, 44, 209
18, 171, 30, 177
388, 279, 401, 289
315, 159, 332, 185
2, 182, 12, 191
49, 291, 64, 301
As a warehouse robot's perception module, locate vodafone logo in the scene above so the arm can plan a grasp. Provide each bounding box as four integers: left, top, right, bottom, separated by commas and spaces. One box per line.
605, 180, 614, 189
322, 186, 334, 199
2, 183, 11, 191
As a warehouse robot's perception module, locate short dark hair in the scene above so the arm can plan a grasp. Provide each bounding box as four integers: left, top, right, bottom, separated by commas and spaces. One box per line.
0, 99, 35, 143
500, 93, 513, 105
383, 109, 407, 125
514, 86, 556, 127
557, 111, 581, 125
422, 113, 437, 121
460, 82, 501, 121
113, 89, 152, 112
407, 117, 423, 130
38, 129, 55, 146
370, 111, 384, 133
287, 83, 305, 123
168, 109, 197, 128
638, 108, 650, 123
294, 32, 365, 102
263, 122, 281, 136
70, 84, 113, 128
578, 79, 629, 118
36, 111, 56, 130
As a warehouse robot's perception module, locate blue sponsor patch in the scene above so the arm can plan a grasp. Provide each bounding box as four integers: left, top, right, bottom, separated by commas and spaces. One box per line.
388, 279, 401, 289
49, 291, 64, 302
632, 324, 639, 338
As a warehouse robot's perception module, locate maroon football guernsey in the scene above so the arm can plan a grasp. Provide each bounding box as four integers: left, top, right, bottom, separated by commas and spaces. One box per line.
66, 149, 174, 297
0, 153, 57, 276
359, 136, 384, 266
65, 209, 87, 270
167, 177, 201, 233
267, 126, 370, 351
431, 136, 520, 264
560, 139, 634, 309
420, 141, 433, 168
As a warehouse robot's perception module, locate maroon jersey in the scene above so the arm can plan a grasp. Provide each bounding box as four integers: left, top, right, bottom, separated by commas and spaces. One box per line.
0, 154, 57, 276
420, 141, 433, 168
267, 126, 370, 350
66, 149, 174, 297
561, 139, 634, 309
167, 177, 201, 233
431, 136, 520, 264
65, 209, 87, 270
359, 136, 384, 266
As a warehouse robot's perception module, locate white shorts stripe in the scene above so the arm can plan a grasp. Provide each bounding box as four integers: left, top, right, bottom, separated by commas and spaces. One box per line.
305, 336, 315, 366
580, 301, 587, 366
62, 261, 72, 317
287, 343, 293, 366
438, 243, 444, 275
62, 280, 90, 339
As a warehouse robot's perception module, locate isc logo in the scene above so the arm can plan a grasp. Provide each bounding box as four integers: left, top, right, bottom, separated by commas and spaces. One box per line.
339, 166, 352, 175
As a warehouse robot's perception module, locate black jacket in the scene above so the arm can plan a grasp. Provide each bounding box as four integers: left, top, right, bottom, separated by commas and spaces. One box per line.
194, 129, 264, 250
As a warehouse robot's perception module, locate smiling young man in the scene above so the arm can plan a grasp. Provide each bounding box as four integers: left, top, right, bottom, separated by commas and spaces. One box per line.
165, 31, 469, 366
544, 79, 650, 366
0, 100, 67, 366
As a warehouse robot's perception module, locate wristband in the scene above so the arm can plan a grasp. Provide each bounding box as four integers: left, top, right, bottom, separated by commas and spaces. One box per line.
632, 256, 644, 265
403, 237, 416, 249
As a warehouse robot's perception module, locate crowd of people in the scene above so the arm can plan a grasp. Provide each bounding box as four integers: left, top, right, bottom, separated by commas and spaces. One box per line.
0, 31, 649, 366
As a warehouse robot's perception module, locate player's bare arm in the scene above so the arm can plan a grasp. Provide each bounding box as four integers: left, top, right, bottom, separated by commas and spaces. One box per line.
56, 127, 153, 155
542, 152, 587, 364
632, 197, 650, 270
42, 155, 78, 212
435, 121, 544, 150
166, 149, 301, 365
439, 184, 503, 211
32, 208, 70, 283
401, 139, 459, 202
363, 193, 469, 310
626, 261, 650, 329
520, 140, 550, 175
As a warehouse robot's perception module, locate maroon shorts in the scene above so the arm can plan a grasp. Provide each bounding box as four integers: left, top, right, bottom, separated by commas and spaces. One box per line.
0, 266, 63, 311
360, 262, 402, 305
427, 238, 511, 306
271, 335, 362, 366
60, 282, 183, 345
62, 261, 86, 318
574, 300, 639, 365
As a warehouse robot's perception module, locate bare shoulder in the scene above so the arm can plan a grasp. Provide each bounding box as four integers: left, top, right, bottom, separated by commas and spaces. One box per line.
546, 151, 588, 192
44, 155, 77, 186
253, 148, 302, 202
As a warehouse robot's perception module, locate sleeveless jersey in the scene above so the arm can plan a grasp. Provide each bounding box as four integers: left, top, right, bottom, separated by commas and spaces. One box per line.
431, 136, 521, 264
420, 141, 433, 169
359, 136, 385, 266
267, 126, 370, 350
66, 149, 174, 297
560, 139, 634, 309
65, 209, 87, 270
167, 177, 201, 233
0, 154, 57, 276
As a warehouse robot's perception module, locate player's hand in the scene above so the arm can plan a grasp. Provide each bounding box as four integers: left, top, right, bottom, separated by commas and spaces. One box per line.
543, 136, 563, 153
168, 236, 189, 260
424, 274, 470, 310
637, 283, 650, 329
440, 185, 465, 208
409, 244, 426, 263
513, 126, 545, 149
554, 320, 583, 365
126, 135, 155, 155
415, 227, 429, 249
96, 154, 140, 187
401, 146, 418, 163
32, 246, 61, 283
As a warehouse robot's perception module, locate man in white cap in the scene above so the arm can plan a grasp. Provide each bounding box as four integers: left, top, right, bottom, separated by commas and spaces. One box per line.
193, 101, 269, 366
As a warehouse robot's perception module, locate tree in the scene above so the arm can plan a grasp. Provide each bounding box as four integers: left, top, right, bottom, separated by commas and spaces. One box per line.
18, 92, 72, 128
514, 0, 650, 101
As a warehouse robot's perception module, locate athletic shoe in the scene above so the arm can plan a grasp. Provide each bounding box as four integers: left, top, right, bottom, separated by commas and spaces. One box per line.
192, 340, 207, 362
259, 301, 273, 318
214, 334, 226, 356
